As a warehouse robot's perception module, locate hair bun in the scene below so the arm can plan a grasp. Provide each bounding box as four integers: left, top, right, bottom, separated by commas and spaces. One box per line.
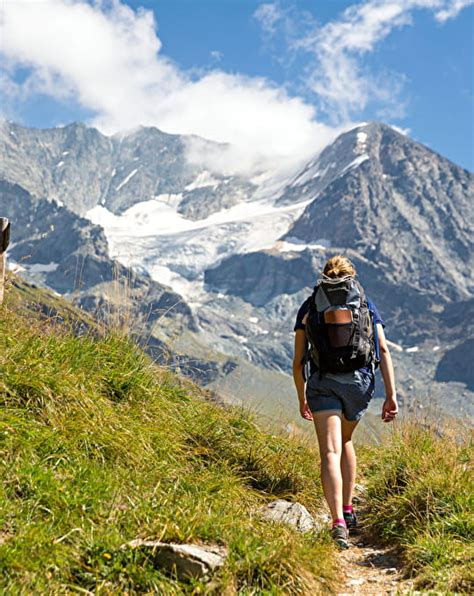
323, 256, 356, 279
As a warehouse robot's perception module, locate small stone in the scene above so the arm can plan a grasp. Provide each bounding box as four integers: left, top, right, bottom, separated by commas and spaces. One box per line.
346, 578, 365, 586
372, 553, 392, 565
259, 500, 318, 533
123, 540, 227, 580
367, 577, 379, 582
363, 550, 383, 558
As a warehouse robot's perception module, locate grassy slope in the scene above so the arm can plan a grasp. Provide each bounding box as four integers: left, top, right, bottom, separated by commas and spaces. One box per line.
0, 281, 337, 594
360, 423, 473, 593
1, 279, 472, 593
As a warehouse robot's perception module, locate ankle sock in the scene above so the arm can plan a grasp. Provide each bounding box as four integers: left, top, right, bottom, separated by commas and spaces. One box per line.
343, 505, 353, 514
332, 518, 346, 528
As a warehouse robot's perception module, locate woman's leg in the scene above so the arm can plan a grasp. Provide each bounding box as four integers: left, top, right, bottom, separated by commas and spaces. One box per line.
312, 410, 344, 522
341, 417, 359, 507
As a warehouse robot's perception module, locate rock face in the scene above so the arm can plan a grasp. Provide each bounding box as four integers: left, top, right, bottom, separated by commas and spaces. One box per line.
204, 247, 447, 345
0, 120, 254, 218
0, 179, 235, 384
145, 336, 237, 385
0, 180, 190, 312
205, 250, 318, 308
436, 338, 474, 391
283, 123, 473, 301
124, 540, 227, 580
0, 180, 108, 287
178, 176, 255, 221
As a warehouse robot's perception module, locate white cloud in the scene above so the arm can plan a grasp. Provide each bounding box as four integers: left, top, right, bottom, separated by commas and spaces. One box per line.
254, 3, 284, 38
210, 50, 223, 62
389, 124, 411, 135
0, 0, 338, 175
256, 0, 473, 121
435, 0, 474, 20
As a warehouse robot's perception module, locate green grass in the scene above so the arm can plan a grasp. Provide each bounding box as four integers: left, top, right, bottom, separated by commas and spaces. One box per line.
361, 422, 473, 593
0, 282, 337, 594
2, 279, 473, 593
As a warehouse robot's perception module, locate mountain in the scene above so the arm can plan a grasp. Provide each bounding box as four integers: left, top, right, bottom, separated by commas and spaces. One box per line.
1, 119, 473, 421
283, 123, 473, 300
0, 120, 255, 218
200, 124, 473, 415
204, 123, 474, 341
0, 179, 235, 385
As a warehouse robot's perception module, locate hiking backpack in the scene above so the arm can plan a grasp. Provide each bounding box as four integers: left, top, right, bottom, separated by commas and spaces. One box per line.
305, 275, 378, 376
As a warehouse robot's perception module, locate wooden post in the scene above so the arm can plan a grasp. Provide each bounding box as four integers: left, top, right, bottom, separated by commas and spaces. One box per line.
0, 218, 10, 305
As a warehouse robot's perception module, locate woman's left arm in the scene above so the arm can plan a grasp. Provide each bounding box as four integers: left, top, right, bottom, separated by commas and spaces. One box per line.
377, 323, 398, 422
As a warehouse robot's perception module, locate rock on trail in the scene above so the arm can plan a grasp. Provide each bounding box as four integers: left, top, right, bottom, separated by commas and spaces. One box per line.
259, 499, 330, 534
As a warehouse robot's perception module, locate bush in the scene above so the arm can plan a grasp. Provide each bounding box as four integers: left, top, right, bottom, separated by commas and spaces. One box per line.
362, 422, 473, 593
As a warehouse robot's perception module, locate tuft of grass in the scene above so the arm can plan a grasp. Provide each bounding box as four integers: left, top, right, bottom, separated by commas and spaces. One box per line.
361, 421, 473, 593
0, 282, 336, 593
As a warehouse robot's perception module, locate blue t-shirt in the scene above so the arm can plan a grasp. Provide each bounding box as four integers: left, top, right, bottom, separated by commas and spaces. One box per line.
294, 296, 384, 375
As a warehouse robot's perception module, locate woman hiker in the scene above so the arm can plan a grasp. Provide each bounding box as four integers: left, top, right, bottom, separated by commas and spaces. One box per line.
292, 255, 398, 549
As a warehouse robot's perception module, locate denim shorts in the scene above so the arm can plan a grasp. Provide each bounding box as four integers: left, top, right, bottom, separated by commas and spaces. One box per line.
306, 369, 375, 421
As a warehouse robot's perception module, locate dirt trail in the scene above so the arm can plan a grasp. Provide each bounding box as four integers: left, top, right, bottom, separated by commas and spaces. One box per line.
337, 536, 413, 595
335, 503, 414, 596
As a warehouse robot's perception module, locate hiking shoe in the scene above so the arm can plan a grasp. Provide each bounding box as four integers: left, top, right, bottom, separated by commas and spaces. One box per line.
343, 510, 358, 533
330, 524, 349, 549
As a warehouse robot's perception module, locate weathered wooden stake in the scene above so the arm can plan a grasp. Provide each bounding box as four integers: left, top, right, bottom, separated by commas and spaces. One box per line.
0, 218, 10, 305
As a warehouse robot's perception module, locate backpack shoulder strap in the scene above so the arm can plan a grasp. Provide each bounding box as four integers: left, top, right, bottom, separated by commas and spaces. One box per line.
355, 278, 367, 304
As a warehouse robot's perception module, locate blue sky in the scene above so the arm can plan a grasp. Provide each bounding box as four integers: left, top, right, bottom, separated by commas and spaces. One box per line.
1, 0, 473, 171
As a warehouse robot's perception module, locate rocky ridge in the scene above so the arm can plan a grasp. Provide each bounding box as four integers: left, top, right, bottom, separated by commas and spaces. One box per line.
0, 120, 255, 219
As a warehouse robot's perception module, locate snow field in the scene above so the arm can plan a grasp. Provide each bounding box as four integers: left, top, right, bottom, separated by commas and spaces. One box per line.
87, 191, 314, 304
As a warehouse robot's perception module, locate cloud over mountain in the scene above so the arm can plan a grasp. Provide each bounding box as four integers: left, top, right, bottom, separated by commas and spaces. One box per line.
0, 0, 336, 175
1, 0, 471, 174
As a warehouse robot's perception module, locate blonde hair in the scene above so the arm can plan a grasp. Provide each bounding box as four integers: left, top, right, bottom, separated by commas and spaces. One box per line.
323, 255, 356, 279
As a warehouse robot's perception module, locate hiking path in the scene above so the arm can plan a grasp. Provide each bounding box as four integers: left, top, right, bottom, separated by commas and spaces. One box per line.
336, 492, 415, 595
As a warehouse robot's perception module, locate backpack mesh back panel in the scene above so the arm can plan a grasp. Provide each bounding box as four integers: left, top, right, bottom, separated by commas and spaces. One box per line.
305, 276, 375, 375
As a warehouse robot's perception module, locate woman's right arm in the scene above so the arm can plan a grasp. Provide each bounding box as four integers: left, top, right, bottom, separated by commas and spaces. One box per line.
292, 329, 313, 420
377, 323, 398, 422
